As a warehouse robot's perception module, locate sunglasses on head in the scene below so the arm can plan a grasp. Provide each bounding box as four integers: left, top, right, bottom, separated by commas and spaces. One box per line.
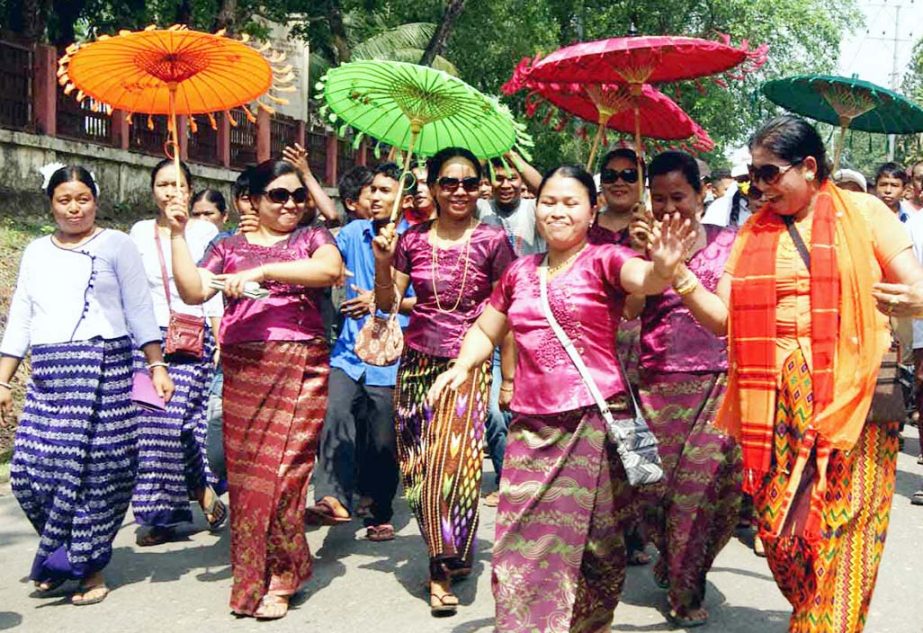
437, 176, 481, 193
747, 159, 803, 186
600, 168, 640, 184
265, 187, 309, 204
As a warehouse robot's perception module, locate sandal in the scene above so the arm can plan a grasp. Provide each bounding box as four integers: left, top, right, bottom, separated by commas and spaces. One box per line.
71, 583, 110, 606
32, 578, 66, 596
366, 524, 395, 542
305, 498, 351, 526
136, 525, 175, 547
254, 594, 289, 620
355, 496, 374, 518
203, 495, 228, 531
430, 585, 458, 617
668, 607, 708, 628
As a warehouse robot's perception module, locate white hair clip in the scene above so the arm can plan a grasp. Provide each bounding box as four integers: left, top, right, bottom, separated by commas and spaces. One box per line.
38, 162, 101, 197
39, 162, 67, 192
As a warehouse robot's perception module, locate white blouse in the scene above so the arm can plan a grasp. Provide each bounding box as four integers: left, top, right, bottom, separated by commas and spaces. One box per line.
129, 219, 224, 328
0, 230, 162, 357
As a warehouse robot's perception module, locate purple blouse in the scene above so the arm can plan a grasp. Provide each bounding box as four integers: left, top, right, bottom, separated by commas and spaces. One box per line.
489, 243, 639, 415
200, 226, 336, 345
394, 221, 514, 358
639, 224, 736, 373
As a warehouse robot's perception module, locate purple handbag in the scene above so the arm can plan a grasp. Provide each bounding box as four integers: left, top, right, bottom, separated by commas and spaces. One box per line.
131, 370, 166, 411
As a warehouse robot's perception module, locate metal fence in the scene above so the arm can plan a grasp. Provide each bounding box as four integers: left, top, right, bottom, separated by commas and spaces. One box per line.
307, 126, 328, 184
270, 114, 299, 157
57, 93, 111, 143
0, 40, 32, 130
337, 138, 357, 180
229, 109, 257, 169
129, 114, 171, 156
187, 115, 220, 166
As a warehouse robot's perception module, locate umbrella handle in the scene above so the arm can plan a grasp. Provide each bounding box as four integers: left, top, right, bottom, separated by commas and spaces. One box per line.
389, 124, 421, 224
632, 92, 645, 201
586, 122, 606, 171
167, 83, 184, 201
832, 117, 850, 174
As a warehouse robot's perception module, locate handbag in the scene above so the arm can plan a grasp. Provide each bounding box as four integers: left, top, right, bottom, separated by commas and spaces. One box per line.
354, 292, 404, 367
868, 336, 909, 423
131, 370, 166, 411
538, 263, 663, 487
783, 217, 907, 424
154, 228, 204, 360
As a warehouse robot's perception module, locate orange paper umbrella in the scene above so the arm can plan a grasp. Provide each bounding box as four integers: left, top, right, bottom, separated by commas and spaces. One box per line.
57, 24, 295, 178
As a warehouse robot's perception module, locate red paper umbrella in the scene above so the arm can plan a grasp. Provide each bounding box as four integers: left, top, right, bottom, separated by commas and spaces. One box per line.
515, 80, 714, 168
526, 34, 767, 86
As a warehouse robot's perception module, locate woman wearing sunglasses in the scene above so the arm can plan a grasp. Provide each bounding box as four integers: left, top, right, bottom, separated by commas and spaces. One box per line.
629, 151, 742, 628
679, 115, 923, 633
593, 148, 645, 243
129, 159, 227, 547
168, 159, 343, 619
372, 147, 514, 617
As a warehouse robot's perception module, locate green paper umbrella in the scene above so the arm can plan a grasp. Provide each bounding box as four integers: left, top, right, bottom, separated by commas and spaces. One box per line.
762, 74, 923, 171
317, 60, 530, 221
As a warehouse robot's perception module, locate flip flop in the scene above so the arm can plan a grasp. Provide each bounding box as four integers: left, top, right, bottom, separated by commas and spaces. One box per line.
72, 583, 109, 606
366, 524, 395, 542
254, 594, 289, 620
32, 578, 66, 597
203, 496, 228, 531
430, 590, 458, 616
668, 608, 708, 628
305, 498, 351, 526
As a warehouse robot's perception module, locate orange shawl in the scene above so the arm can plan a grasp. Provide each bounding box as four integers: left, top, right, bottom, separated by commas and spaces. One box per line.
717, 182, 890, 503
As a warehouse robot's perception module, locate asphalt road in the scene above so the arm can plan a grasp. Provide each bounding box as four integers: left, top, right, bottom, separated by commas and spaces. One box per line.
2, 429, 922, 633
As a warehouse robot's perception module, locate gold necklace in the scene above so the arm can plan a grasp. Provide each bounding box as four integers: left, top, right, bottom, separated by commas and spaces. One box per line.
431, 218, 477, 313
547, 243, 587, 276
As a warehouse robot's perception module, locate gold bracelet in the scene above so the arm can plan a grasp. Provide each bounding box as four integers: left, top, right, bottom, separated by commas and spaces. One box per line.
499, 385, 514, 393
675, 275, 699, 297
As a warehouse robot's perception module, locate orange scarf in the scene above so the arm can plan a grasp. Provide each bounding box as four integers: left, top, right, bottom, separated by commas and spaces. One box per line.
717, 182, 889, 501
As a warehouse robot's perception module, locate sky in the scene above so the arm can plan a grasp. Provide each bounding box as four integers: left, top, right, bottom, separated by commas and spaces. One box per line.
837, 0, 918, 88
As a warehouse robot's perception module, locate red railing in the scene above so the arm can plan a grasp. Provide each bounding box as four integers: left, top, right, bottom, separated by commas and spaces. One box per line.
229, 110, 257, 169
307, 126, 328, 184
187, 115, 220, 166
337, 138, 357, 179
0, 39, 32, 130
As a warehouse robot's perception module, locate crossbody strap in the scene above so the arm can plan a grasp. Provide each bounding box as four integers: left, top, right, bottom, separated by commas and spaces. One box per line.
538, 262, 641, 423
153, 227, 174, 313
782, 215, 811, 270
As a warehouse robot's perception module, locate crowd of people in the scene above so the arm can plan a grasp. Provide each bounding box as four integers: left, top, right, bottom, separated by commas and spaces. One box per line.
2, 114, 923, 632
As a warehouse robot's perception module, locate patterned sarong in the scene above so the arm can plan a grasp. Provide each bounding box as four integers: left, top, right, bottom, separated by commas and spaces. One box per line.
757, 349, 898, 633
222, 339, 329, 615
394, 347, 490, 570
11, 336, 137, 582
493, 400, 637, 633
131, 327, 219, 527
638, 370, 742, 613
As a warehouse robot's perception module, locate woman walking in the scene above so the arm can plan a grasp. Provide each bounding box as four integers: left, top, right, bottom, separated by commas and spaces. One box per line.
129, 159, 226, 545
170, 159, 342, 619
632, 151, 742, 627
429, 165, 693, 632
681, 115, 923, 632
372, 147, 514, 616
0, 165, 173, 605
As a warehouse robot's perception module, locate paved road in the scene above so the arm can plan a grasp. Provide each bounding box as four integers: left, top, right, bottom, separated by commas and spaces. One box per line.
2, 429, 922, 633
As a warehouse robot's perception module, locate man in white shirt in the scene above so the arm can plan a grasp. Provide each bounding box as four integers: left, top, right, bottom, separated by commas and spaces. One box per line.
701, 162, 752, 227
476, 154, 543, 257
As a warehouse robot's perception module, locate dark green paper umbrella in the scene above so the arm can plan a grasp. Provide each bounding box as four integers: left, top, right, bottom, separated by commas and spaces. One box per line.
762, 74, 923, 171
317, 60, 530, 221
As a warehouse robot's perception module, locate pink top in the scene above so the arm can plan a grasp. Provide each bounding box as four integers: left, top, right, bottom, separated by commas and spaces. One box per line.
639, 224, 735, 373
394, 221, 514, 358
489, 243, 639, 415
200, 226, 336, 345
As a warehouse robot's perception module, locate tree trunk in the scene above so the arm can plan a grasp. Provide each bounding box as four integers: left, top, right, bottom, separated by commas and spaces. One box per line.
215, 0, 238, 33
20, 0, 50, 41
420, 0, 466, 67
326, 0, 351, 64
49, 0, 83, 45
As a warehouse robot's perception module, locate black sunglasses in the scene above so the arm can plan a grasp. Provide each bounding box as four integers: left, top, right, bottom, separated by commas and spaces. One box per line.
748, 159, 803, 186
265, 187, 309, 204
600, 168, 639, 184
437, 176, 481, 193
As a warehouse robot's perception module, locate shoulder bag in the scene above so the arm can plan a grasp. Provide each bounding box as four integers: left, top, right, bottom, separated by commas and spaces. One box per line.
354, 290, 404, 366
154, 228, 205, 360
538, 263, 663, 487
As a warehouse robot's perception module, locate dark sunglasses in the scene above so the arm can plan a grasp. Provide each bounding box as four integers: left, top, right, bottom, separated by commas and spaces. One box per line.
747, 159, 803, 186
437, 176, 481, 193
600, 168, 639, 184
265, 187, 309, 204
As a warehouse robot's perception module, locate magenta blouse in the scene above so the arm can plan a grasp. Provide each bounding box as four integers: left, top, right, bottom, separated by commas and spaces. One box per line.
489, 243, 639, 415
199, 226, 336, 345
639, 224, 736, 373
394, 220, 514, 358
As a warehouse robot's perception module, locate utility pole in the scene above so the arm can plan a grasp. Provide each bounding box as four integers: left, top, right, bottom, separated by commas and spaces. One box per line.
888, 5, 901, 160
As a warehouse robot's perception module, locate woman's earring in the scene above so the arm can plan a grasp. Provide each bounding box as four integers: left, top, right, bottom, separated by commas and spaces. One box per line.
805, 172, 815, 182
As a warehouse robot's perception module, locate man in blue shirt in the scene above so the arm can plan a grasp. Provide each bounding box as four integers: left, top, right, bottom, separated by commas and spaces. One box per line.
308, 163, 413, 541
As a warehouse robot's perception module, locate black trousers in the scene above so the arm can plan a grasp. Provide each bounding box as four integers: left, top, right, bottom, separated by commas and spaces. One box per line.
314, 367, 399, 525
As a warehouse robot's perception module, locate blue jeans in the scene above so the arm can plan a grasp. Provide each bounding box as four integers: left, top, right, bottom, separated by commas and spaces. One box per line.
205, 367, 226, 481
485, 348, 511, 485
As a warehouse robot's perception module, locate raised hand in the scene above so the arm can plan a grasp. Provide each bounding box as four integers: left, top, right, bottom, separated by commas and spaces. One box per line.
629, 203, 654, 252
372, 222, 398, 263
165, 193, 190, 236
283, 143, 311, 180
648, 212, 693, 281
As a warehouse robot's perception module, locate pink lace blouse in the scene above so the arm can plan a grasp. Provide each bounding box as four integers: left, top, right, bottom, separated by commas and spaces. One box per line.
199, 226, 336, 345
394, 221, 514, 358
489, 243, 639, 415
